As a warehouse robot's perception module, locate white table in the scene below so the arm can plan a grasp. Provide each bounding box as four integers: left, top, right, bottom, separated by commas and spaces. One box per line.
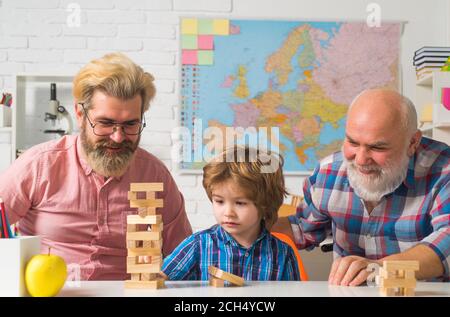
59, 281, 450, 297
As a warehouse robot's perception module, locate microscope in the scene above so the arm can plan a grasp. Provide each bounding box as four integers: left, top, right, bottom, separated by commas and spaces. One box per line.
44, 83, 73, 135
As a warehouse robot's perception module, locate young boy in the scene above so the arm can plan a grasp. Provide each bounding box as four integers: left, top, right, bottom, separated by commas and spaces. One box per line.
161, 146, 300, 281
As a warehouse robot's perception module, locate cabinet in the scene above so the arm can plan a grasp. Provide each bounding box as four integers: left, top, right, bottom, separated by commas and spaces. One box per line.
13, 73, 77, 161
416, 71, 450, 145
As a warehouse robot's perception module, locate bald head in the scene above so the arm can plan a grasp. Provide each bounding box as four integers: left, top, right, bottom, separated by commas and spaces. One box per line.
348, 89, 418, 137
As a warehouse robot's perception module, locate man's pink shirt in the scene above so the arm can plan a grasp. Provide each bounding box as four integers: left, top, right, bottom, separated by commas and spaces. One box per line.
0, 135, 192, 280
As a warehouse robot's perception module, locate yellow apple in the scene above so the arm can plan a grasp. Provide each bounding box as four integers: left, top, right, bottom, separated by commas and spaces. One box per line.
25, 249, 67, 297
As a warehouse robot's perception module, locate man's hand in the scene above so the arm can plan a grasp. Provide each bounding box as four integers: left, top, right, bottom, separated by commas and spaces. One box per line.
328, 256, 380, 286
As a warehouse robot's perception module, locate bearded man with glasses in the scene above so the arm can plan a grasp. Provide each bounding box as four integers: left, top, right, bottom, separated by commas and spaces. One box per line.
0, 53, 192, 281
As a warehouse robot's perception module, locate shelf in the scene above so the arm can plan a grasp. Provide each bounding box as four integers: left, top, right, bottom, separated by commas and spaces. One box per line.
420, 122, 450, 132
0, 127, 12, 132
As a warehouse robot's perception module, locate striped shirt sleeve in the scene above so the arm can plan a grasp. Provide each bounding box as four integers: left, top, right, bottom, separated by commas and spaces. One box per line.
420, 180, 450, 279
162, 233, 199, 280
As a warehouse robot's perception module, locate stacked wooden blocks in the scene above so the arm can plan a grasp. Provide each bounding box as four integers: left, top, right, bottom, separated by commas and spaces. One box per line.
379, 261, 419, 296
208, 266, 245, 287
125, 183, 165, 289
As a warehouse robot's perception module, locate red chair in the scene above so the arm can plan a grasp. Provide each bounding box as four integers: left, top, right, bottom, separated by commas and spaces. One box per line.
271, 231, 309, 281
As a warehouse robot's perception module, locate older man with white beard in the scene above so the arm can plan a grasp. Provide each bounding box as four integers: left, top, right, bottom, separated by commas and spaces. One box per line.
273, 89, 449, 285
0, 53, 193, 280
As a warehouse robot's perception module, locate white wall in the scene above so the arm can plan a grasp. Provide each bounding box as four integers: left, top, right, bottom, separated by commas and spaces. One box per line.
0, 0, 448, 234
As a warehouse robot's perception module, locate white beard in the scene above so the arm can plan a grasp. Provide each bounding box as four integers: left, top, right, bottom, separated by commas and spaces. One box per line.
344, 152, 410, 202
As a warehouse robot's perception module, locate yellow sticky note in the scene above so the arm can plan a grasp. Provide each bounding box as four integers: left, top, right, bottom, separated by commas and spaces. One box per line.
181, 18, 198, 35
213, 19, 229, 35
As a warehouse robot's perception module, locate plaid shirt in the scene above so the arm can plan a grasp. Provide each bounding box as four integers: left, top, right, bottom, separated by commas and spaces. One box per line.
162, 224, 300, 281
289, 137, 449, 281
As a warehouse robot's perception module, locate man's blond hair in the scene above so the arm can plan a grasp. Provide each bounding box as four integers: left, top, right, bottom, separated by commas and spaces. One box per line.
73, 52, 156, 112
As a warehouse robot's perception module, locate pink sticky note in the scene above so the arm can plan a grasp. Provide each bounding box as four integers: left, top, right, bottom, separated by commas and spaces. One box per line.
182, 50, 198, 65
442, 87, 450, 110
198, 35, 214, 50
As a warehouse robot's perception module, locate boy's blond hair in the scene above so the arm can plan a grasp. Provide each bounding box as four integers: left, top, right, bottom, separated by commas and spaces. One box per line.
73, 52, 156, 112
202, 146, 288, 229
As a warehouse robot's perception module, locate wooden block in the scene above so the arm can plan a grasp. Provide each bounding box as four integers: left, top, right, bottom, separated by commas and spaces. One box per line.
127, 240, 138, 248
131, 273, 141, 281
208, 266, 244, 286
404, 288, 415, 296
150, 256, 162, 264
127, 231, 162, 241
127, 191, 137, 200
141, 273, 158, 281
127, 215, 162, 225
380, 278, 416, 288
124, 279, 165, 289
130, 183, 164, 192
127, 263, 161, 274
127, 224, 137, 232
138, 207, 148, 217
130, 199, 164, 208
209, 277, 225, 287
142, 239, 152, 248
152, 240, 163, 249
404, 270, 415, 279
150, 224, 163, 232
383, 261, 419, 272
128, 255, 161, 266
380, 287, 396, 296
127, 256, 138, 266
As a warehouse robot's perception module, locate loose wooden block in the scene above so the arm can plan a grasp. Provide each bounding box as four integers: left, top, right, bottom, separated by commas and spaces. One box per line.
130, 199, 164, 208
130, 183, 164, 192
124, 279, 165, 289
126, 231, 162, 241
383, 261, 419, 272
208, 266, 245, 286
209, 277, 225, 287
127, 214, 162, 225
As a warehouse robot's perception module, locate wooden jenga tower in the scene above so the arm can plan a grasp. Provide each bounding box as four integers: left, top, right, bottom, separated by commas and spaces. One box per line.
379, 261, 419, 296
125, 183, 165, 289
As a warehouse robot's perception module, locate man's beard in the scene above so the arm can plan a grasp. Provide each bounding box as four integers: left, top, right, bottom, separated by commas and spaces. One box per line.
344, 149, 410, 202
80, 125, 139, 178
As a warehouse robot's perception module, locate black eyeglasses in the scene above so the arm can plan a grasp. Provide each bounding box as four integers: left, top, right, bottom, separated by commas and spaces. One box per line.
79, 103, 146, 136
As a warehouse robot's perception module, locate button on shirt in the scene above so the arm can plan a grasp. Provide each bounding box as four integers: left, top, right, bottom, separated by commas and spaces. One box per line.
0, 135, 192, 280
289, 137, 449, 281
162, 224, 300, 281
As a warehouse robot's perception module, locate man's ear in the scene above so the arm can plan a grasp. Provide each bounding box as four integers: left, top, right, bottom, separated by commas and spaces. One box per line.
74, 103, 84, 128
407, 130, 422, 156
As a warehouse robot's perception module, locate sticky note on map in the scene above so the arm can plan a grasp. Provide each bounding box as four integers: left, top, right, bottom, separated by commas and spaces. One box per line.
182, 50, 198, 65
198, 50, 214, 65
198, 35, 214, 50
181, 18, 198, 35
213, 19, 229, 35
182, 35, 198, 49
198, 19, 214, 34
